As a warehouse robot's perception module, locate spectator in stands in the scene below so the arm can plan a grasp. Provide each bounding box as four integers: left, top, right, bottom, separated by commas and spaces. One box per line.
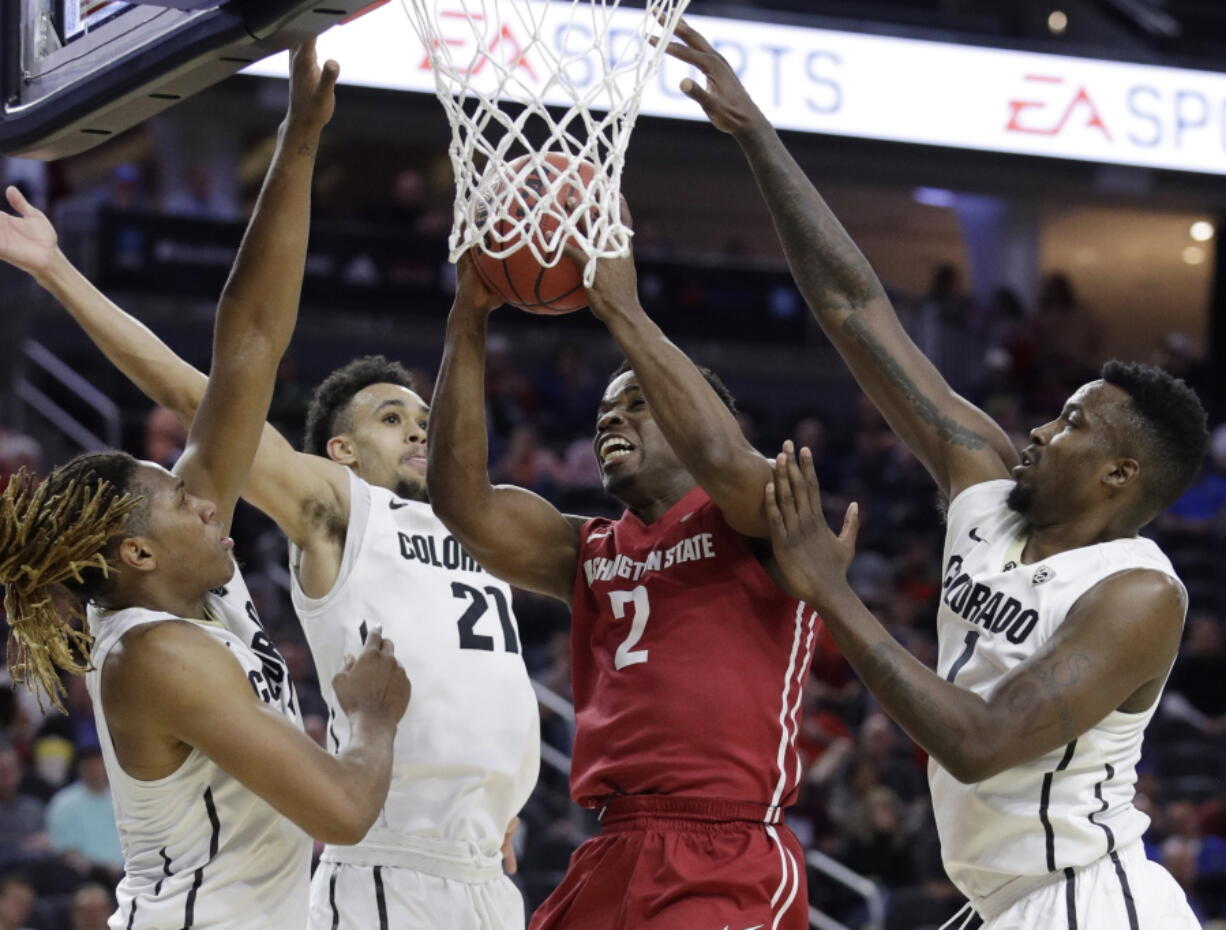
1162, 615, 1226, 738
0, 431, 42, 488
1160, 800, 1226, 921
0, 873, 34, 930
45, 746, 122, 882
23, 736, 72, 804
1162, 424, 1226, 534
493, 425, 564, 497
0, 741, 46, 869
838, 785, 918, 888
1033, 271, 1102, 383
143, 405, 187, 470
69, 882, 112, 930
162, 164, 237, 221
535, 343, 603, 443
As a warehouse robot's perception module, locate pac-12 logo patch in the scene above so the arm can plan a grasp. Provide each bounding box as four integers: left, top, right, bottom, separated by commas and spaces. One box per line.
1032, 566, 1055, 585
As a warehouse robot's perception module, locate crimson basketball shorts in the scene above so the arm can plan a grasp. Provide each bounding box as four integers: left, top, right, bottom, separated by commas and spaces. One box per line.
529, 797, 808, 930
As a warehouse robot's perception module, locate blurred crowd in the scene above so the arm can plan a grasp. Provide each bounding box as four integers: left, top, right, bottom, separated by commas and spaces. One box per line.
1, 156, 1225, 929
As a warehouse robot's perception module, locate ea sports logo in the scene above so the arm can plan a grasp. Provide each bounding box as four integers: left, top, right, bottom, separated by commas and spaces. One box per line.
1032, 566, 1055, 585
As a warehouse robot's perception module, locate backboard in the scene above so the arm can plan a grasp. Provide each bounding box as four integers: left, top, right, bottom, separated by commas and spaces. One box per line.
1, 0, 382, 160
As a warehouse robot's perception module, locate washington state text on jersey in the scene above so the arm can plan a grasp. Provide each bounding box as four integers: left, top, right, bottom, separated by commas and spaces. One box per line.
582, 531, 717, 585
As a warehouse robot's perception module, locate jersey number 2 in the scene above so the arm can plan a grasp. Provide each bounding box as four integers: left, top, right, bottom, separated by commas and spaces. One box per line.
453, 582, 520, 653
610, 586, 651, 670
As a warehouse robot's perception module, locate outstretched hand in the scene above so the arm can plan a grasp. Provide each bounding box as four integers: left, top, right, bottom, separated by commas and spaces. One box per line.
765, 441, 860, 610
564, 195, 641, 322
0, 186, 58, 278
285, 39, 340, 136
658, 20, 767, 137
453, 249, 505, 315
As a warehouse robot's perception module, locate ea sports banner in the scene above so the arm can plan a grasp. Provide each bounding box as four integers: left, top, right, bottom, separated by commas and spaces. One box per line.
244, 3, 1226, 176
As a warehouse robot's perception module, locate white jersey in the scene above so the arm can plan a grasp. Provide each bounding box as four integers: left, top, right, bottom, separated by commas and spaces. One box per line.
86, 565, 311, 930
290, 471, 539, 868
930, 480, 1184, 913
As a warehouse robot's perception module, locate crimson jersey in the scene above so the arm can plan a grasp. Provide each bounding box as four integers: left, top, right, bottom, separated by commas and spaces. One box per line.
569, 486, 821, 822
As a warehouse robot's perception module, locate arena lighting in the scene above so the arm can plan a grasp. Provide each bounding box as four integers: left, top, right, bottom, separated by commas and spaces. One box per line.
1190, 221, 1216, 242
912, 188, 958, 208
1048, 10, 1069, 35
243, 4, 1226, 176
1183, 246, 1206, 265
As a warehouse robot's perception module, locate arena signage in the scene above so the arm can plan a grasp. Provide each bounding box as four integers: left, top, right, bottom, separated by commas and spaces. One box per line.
243, 3, 1226, 176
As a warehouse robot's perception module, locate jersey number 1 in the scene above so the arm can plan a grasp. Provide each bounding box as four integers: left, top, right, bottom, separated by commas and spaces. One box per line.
610, 586, 651, 670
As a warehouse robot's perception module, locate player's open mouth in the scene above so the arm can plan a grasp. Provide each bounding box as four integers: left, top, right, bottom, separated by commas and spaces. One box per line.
1012, 449, 1037, 477
221, 536, 234, 550
597, 435, 636, 468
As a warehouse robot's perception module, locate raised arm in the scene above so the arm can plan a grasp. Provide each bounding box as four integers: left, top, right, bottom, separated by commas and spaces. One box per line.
105, 623, 409, 844
426, 255, 582, 603
0, 191, 347, 548
664, 21, 1016, 500
765, 445, 1185, 782
0, 50, 348, 545
585, 249, 773, 537
174, 42, 338, 528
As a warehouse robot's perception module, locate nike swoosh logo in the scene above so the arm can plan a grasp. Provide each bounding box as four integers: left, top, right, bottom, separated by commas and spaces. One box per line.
679, 512, 695, 523
969, 526, 987, 543
389, 500, 409, 510
587, 529, 613, 541
720, 925, 764, 930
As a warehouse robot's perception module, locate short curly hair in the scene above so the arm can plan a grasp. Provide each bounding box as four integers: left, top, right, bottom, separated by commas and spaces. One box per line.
303, 356, 417, 456
608, 359, 738, 415
1101, 360, 1208, 517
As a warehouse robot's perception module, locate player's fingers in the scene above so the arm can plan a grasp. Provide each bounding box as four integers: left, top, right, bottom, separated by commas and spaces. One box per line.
319, 59, 341, 94
840, 502, 861, 550
293, 38, 317, 73
764, 482, 787, 541
782, 441, 810, 517
774, 453, 799, 533
5, 185, 33, 216
800, 445, 821, 513
364, 625, 384, 652
380, 635, 396, 657
662, 40, 705, 68
341, 654, 356, 673
674, 18, 717, 54
679, 77, 718, 113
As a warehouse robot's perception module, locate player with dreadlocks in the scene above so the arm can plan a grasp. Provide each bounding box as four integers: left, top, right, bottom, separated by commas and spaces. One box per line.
0, 43, 409, 929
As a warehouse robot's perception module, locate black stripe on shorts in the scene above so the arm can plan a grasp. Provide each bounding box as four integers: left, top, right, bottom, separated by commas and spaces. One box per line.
329, 867, 340, 930
1064, 867, 1077, 929
373, 865, 388, 930
1110, 851, 1140, 930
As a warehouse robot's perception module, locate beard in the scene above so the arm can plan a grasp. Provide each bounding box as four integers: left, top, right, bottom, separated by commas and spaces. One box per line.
395, 474, 429, 503
1006, 480, 1034, 517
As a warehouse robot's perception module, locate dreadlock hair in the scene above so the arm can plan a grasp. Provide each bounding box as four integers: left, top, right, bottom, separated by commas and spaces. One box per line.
608, 359, 738, 415
303, 355, 417, 456
1100, 361, 1209, 519
0, 452, 145, 710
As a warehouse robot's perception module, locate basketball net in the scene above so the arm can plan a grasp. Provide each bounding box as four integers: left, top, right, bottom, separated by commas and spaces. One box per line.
400, 0, 690, 285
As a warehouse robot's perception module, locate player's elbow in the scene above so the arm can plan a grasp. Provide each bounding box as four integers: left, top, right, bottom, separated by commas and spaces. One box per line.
309, 797, 377, 846
943, 741, 1006, 784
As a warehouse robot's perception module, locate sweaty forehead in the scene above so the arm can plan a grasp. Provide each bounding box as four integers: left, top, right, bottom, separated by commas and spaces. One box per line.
601, 372, 640, 407
1069, 380, 1130, 417
349, 383, 427, 419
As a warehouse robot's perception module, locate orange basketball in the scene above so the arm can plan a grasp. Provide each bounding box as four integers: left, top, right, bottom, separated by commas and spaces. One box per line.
473, 153, 596, 315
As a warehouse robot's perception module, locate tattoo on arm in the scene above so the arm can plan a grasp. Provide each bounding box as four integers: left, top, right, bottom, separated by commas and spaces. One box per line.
842, 314, 988, 451
1021, 648, 1093, 743
864, 641, 967, 743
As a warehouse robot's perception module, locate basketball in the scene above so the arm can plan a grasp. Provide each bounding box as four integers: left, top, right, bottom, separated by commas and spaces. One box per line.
472, 153, 596, 315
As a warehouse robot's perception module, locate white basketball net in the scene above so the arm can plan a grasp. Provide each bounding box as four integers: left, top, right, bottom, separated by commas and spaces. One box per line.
400, 0, 691, 285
